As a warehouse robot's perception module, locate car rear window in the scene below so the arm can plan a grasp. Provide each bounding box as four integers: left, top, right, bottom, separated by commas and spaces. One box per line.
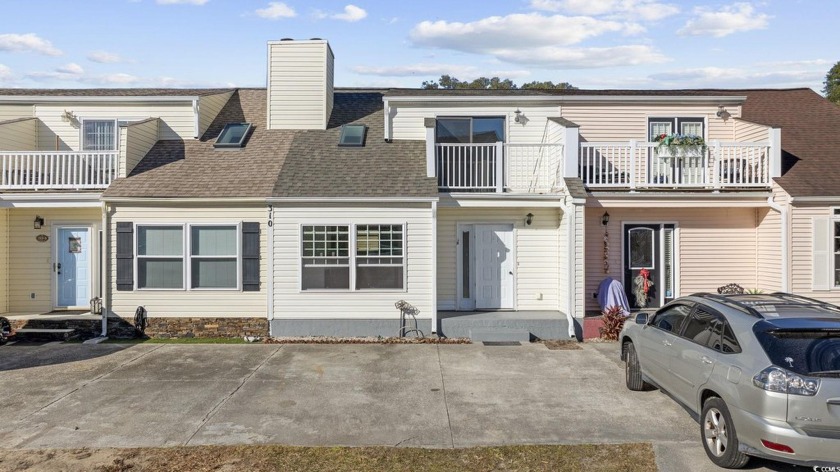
754, 329, 840, 376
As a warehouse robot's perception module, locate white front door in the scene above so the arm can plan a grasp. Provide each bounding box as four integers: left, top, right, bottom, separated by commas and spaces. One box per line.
474, 224, 514, 309
55, 227, 91, 308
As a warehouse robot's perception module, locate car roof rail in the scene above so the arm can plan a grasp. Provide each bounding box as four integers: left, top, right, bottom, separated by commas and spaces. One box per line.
768, 292, 840, 315
690, 292, 764, 318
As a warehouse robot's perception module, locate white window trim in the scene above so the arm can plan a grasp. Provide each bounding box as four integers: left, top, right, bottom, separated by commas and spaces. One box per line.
79, 118, 120, 152
831, 208, 840, 288
299, 223, 407, 293
134, 223, 186, 291
134, 222, 243, 291
187, 223, 242, 291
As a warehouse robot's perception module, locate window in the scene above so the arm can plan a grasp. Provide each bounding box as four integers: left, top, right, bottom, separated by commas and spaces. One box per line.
302, 226, 350, 290
82, 119, 117, 151
652, 304, 692, 334
834, 220, 840, 287
214, 123, 252, 148
338, 124, 367, 147
682, 306, 723, 350
628, 227, 654, 269
190, 226, 238, 289
300, 224, 405, 291
356, 225, 404, 290
435, 117, 505, 144
721, 322, 742, 354
137, 226, 184, 289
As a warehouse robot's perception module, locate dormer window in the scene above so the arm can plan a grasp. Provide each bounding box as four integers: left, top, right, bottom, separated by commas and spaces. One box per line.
214, 123, 252, 148
338, 124, 367, 147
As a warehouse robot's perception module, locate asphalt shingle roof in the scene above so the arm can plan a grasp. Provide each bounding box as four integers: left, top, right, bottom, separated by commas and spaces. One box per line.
0, 88, 234, 97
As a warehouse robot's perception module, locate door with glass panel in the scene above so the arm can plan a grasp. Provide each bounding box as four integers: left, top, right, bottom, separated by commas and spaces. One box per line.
623, 224, 676, 310
435, 117, 505, 191
648, 118, 705, 185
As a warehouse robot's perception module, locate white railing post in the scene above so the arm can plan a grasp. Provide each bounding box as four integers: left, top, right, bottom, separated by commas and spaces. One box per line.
629, 140, 637, 191
769, 127, 781, 179
712, 140, 721, 190
424, 119, 436, 179
562, 125, 579, 178
495, 141, 504, 193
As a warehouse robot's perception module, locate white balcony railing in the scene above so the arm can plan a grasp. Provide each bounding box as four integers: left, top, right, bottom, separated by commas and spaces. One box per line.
0, 151, 118, 190
578, 141, 771, 189
436, 142, 564, 193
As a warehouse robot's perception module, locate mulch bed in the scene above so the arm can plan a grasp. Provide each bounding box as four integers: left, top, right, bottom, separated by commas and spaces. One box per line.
543, 340, 583, 350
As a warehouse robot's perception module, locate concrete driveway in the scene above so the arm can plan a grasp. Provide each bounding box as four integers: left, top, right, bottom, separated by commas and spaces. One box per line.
0, 341, 796, 471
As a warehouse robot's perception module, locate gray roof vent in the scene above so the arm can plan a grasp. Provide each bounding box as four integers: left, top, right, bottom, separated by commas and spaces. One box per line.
280, 38, 294, 41
310, 37, 322, 40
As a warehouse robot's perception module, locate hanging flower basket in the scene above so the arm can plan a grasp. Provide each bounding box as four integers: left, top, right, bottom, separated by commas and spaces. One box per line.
653, 133, 707, 158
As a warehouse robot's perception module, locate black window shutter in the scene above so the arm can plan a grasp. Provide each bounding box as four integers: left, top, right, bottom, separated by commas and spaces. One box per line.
242, 222, 260, 291
116, 222, 134, 291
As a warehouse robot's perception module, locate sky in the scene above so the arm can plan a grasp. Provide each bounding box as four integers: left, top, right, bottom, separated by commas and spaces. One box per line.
0, 0, 837, 92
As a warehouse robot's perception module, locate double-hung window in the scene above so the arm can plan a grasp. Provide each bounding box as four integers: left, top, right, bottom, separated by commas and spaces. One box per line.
136, 224, 241, 290
301, 224, 405, 290
82, 119, 118, 151
137, 225, 184, 289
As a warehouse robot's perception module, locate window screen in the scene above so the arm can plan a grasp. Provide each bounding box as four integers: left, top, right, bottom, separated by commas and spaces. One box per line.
301, 226, 350, 290
190, 226, 237, 289
356, 224, 404, 290
82, 120, 117, 151
137, 226, 183, 289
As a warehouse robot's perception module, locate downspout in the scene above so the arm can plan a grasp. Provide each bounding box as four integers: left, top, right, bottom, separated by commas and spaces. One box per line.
767, 195, 789, 292
267, 204, 274, 336
561, 195, 577, 339
430, 200, 438, 334
100, 201, 108, 337
192, 99, 200, 139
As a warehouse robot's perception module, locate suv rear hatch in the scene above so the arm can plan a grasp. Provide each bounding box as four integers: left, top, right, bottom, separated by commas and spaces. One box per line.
754, 319, 840, 438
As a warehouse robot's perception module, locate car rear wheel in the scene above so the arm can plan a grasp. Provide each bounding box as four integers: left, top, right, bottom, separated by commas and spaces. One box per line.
624, 342, 652, 391
701, 397, 749, 469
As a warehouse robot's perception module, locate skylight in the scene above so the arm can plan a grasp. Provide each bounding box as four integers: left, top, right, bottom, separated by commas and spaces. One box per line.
338, 124, 367, 147
214, 123, 252, 148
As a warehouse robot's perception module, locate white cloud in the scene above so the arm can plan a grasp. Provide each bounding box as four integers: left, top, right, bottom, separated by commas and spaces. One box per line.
0, 64, 13, 81
156, 0, 208, 4
87, 51, 125, 63
95, 73, 139, 85
530, 0, 679, 21
0, 33, 62, 56
410, 13, 635, 51
256, 2, 296, 19
678, 3, 770, 38
353, 63, 531, 81
56, 63, 84, 75
493, 45, 668, 68
332, 4, 367, 22
648, 66, 822, 88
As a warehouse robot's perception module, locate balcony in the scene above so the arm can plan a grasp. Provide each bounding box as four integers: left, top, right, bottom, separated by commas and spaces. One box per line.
0, 151, 118, 190
435, 142, 564, 193
578, 141, 772, 190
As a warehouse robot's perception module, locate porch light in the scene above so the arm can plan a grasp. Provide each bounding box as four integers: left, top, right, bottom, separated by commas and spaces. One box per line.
601, 212, 610, 226
514, 108, 523, 123
61, 110, 77, 123
525, 213, 534, 226
716, 106, 731, 121
33, 215, 44, 229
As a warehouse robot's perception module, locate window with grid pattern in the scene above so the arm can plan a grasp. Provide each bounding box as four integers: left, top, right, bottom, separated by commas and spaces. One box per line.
356, 224, 404, 289
82, 120, 117, 151
301, 225, 350, 290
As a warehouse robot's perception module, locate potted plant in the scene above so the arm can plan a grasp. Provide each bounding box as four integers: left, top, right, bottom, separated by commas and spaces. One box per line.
653, 133, 707, 158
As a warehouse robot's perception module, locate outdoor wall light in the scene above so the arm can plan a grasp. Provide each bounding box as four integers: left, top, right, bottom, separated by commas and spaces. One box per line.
33, 215, 44, 229
514, 108, 523, 123
716, 106, 731, 121
61, 110, 77, 122
601, 212, 610, 226
525, 212, 534, 226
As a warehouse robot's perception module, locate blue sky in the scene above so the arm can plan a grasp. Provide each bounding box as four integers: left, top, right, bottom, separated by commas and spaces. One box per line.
0, 0, 836, 91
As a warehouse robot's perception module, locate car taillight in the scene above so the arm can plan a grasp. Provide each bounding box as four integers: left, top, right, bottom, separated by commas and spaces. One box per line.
760, 439, 795, 454
753, 366, 820, 396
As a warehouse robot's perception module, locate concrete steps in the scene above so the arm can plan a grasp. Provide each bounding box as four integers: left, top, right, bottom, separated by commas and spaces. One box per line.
13, 328, 76, 342
439, 311, 572, 341
468, 328, 530, 342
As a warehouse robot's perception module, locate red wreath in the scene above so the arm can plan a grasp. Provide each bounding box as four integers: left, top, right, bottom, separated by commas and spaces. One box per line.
638, 268, 652, 295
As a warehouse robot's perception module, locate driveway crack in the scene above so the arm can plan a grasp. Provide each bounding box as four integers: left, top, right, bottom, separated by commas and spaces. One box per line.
184, 346, 282, 446
437, 344, 455, 448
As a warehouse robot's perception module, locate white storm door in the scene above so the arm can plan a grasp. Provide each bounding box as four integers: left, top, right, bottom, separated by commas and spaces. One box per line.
56, 227, 91, 308
474, 224, 514, 309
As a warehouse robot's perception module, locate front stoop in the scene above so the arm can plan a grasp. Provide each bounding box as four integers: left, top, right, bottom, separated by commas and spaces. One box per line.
468, 328, 531, 342
439, 311, 572, 341
12, 328, 76, 342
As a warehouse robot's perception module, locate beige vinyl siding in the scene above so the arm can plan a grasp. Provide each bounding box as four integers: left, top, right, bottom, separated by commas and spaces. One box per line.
267, 41, 334, 130
7, 207, 102, 312
109, 204, 267, 319
733, 118, 770, 142
560, 104, 741, 142
584, 206, 758, 312
198, 92, 234, 137
118, 118, 159, 178
34, 103, 193, 151
391, 105, 561, 142
788, 203, 840, 305
572, 204, 585, 316
558, 206, 570, 312
0, 208, 8, 313
0, 104, 33, 121
756, 183, 788, 292
272, 204, 434, 320
0, 117, 37, 150
437, 207, 560, 311
557, 203, 585, 317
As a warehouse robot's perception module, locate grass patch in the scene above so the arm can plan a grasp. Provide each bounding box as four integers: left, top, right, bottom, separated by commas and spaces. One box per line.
103, 337, 249, 345
0, 444, 656, 472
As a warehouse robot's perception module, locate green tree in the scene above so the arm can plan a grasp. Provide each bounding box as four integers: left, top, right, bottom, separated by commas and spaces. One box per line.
825, 61, 840, 105
421, 75, 575, 90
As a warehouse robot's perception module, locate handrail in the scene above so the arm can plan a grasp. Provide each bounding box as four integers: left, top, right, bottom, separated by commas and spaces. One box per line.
0, 151, 118, 190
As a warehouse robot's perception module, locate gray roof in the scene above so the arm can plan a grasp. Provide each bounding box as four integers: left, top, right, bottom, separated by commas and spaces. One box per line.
0, 88, 234, 97
104, 89, 435, 199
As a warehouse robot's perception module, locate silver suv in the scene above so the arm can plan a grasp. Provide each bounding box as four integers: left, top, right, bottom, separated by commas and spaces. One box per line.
620, 293, 840, 468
